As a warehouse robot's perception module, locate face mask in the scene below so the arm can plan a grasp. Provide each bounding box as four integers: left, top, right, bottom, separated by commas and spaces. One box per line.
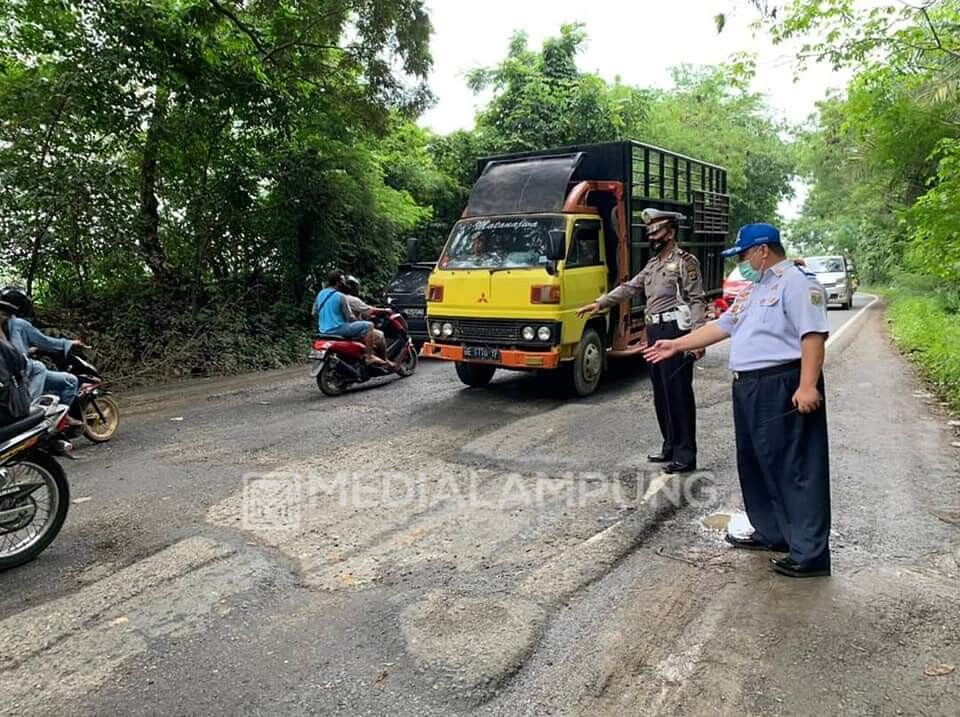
739, 249, 767, 283
648, 228, 669, 253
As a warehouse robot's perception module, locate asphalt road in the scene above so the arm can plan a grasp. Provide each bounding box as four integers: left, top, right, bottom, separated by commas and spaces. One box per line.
2, 294, 958, 716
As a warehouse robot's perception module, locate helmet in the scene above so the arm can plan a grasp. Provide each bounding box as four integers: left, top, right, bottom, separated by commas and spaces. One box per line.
344, 275, 360, 296
0, 286, 32, 316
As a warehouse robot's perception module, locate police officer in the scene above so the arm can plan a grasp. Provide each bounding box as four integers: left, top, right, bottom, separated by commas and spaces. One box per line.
643, 224, 832, 578
577, 208, 706, 474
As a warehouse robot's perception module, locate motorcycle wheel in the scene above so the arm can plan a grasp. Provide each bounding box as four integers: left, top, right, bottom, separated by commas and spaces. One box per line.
0, 451, 70, 571
396, 346, 418, 377
83, 395, 120, 443
317, 359, 349, 396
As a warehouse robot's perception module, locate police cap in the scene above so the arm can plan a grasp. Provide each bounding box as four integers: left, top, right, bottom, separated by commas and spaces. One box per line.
640, 208, 685, 230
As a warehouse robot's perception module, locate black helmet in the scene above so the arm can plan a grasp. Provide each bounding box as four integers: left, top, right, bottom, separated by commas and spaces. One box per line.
0, 286, 32, 316
344, 275, 360, 296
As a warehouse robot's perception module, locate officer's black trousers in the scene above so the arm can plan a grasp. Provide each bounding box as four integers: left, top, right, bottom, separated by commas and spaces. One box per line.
646, 320, 696, 466
732, 362, 831, 567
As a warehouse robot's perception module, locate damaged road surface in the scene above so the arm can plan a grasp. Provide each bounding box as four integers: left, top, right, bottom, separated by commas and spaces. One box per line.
1, 296, 958, 715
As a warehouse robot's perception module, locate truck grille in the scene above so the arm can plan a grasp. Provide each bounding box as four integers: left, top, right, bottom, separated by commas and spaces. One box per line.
455, 319, 525, 343
430, 318, 560, 346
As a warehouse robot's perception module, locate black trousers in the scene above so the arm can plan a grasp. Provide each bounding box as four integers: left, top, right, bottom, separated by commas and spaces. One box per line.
646, 320, 696, 465
732, 362, 831, 567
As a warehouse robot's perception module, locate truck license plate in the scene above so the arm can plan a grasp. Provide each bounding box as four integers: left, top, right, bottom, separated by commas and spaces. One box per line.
464, 346, 500, 361
405, 308, 424, 318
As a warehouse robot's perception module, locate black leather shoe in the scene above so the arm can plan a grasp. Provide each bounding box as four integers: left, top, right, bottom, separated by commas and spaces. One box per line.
724, 533, 787, 551
663, 461, 696, 474
769, 556, 831, 578
647, 453, 672, 463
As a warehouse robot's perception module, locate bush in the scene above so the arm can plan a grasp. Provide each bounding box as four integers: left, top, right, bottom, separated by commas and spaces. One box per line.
885, 278, 960, 411
34, 281, 314, 387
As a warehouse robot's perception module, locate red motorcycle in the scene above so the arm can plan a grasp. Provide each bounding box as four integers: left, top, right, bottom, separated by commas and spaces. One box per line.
310, 309, 418, 396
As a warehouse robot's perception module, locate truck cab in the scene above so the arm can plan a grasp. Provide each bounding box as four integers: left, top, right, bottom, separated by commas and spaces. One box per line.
422, 141, 729, 396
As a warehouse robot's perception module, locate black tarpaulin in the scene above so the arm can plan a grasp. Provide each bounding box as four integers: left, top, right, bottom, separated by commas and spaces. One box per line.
464, 153, 583, 217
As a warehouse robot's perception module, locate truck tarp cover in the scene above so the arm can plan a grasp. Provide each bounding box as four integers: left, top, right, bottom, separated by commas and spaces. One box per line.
464, 153, 583, 217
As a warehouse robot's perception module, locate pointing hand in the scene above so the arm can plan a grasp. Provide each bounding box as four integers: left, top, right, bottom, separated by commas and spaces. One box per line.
642, 339, 680, 364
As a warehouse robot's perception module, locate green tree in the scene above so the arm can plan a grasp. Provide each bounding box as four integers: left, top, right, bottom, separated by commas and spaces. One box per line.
643, 60, 795, 231
465, 23, 649, 153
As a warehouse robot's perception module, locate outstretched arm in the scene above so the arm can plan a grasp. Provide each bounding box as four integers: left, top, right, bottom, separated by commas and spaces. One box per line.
21, 320, 76, 359
642, 323, 729, 363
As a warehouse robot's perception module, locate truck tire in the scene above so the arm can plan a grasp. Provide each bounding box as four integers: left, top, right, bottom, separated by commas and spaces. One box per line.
566, 328, 603, 397
455, 361, 495, 388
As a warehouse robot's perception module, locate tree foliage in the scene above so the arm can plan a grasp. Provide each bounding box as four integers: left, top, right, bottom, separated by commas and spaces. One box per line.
770, 1, 960, 286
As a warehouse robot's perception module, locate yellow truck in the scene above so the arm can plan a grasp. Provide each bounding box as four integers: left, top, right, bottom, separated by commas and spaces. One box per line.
421, 141, 730, 396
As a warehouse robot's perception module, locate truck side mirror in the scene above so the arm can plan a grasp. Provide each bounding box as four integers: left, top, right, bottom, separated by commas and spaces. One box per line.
545, 230, 565, 261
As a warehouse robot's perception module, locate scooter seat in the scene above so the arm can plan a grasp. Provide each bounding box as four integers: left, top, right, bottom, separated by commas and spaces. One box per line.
316, 334, 361, 342
0, 407, 47, 444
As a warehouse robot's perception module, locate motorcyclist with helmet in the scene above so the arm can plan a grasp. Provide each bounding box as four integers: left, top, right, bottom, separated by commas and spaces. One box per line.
0, 287, 85, 425
342, 275, 389, 362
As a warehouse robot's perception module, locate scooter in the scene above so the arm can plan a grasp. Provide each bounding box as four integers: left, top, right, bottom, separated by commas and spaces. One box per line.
310, 309, 418, 396
0, 397, 72, 570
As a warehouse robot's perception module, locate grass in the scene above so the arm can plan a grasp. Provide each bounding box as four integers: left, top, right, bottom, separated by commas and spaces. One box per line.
876, 276, 960, 412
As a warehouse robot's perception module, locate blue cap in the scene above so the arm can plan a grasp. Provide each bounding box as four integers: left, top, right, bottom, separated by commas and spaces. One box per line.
721, 223, 781, 258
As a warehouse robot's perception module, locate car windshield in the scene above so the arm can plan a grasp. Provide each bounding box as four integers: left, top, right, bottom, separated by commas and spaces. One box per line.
806, 257, 845, 273
439, 216, 565, 270
388, 268, 431, 296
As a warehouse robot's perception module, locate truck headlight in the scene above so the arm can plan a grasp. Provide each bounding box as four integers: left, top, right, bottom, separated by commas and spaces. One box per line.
537, 326, 552, 342
442, 322, 454, 337
431, 322, 442, 337
522, 326, 535, 341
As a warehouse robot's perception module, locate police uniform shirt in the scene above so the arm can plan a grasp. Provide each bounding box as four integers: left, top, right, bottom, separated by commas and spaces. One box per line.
714, 259, 829, 371
597, 246, 706, 326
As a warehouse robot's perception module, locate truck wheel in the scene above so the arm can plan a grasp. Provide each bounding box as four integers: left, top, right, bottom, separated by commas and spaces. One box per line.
455, 361, 495, 388
566, 328, 603, 397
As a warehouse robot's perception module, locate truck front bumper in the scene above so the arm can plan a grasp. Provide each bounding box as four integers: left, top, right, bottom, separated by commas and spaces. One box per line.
420, 342, 562, 370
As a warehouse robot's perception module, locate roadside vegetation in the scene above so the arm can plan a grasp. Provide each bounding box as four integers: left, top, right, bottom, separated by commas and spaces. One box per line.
876, 276, 960, 411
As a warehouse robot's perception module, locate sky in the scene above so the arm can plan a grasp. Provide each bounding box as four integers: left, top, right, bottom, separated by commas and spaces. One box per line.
418, 0, 853, 218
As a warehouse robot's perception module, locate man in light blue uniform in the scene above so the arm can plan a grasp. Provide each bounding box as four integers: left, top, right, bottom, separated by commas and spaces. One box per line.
643, 224, 832, 578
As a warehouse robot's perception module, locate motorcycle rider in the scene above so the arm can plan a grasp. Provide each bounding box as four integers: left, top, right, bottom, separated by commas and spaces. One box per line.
342, 275, 388, 361
313, 270, 390, 367
0, 287, 84, 425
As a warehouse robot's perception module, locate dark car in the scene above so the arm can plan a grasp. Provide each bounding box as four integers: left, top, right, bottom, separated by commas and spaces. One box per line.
385, 262, 434, 347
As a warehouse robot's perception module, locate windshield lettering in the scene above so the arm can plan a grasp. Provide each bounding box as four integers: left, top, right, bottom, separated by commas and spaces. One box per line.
439, 216, 565, 270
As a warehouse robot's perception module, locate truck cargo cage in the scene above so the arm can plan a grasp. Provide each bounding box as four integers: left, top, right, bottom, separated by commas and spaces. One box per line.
475, 140, 731, 298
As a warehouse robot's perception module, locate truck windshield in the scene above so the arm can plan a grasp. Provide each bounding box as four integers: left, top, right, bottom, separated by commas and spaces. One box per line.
439, 216, 565, 270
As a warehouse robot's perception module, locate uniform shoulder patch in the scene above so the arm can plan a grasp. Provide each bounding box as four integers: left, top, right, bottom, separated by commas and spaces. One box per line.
810, 287, 824, 306
677, 252, 700, 279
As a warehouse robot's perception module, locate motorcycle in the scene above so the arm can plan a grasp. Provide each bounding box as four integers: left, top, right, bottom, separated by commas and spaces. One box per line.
0, 398, 72, 570
34, 347, 120, 443
310, 309, 418, 396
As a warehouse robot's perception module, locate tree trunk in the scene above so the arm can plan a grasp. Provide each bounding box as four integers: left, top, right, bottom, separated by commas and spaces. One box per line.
137, 87, 172, 281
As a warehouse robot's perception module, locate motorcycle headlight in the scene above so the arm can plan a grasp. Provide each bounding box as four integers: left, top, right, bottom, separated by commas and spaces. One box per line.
537, 326, 551, 342
521, 326, 535, 341
442, 322, 454, 337
431, 322, 442, 337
